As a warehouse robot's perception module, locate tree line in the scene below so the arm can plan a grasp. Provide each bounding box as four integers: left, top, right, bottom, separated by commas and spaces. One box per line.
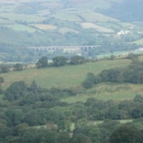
36, 55, 86, 68
0, 79, 143, 142
82, 57, 143, 88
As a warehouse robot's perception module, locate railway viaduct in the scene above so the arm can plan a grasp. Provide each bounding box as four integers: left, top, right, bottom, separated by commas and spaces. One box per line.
29, 45, 100, 53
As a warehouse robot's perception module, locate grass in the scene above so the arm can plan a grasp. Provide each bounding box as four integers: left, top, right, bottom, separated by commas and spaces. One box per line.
2, 56, 143, 103
33, 24, 57, 30
89, 119, 133, 126
77, 11, 119, 22
133, 38, 143, 45
51, 13, 82, 22
1, 58, 131, 90
0, 13, 46, 23
6, 24, 37, 32
59, 27, 79, 34
62, 83, 143, 103
81, 22, 114, 33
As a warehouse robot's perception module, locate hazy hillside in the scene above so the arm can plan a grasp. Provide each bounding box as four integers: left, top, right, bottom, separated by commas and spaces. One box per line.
0, 0, 143, 62
102, 0, 143, 22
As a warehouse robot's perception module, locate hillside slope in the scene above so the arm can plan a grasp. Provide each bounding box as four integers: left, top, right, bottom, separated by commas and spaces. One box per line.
0, 0, 143, 62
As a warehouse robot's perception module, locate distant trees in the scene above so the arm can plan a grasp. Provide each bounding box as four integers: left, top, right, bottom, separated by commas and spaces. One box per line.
36, 55, 86, 68
13, 63, 23, 71
4, 81, 28, 101
0, 64, 10, 73
2, 78, 143, 142
70, 55, 85, 65
82, 72, 95, 88
82, 60, 143, 89
52, 56, 68, 67
36, 56, 48, 68
109, 124, 143, 143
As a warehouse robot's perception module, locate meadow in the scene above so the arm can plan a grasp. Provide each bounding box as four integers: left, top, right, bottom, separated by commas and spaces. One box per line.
2, 56, 142, 103
1, 58, 131, 89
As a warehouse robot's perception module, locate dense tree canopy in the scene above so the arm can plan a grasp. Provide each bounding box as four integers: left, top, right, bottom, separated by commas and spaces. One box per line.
52, 56, 68, 67
36, 56, 48, 68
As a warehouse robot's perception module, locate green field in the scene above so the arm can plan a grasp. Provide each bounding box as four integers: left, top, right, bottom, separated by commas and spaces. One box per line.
51, 12, 82, 22
6, 24, 37, 32
133, 38, 143, 45
0, 13, 46, 23
2, 57, 142, 103
1, 58, 130, 89
77, 11, 119, 22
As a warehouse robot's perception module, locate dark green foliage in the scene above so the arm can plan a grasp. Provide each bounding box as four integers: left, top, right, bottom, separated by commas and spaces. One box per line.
36, 56, 48, 68
4, 109, 24, 127
0, 124, 12, 139
82, 60, 143, 89
71, 133, 91, 143
4, 81, 28, 101
13, 63, 23, 71
70, 55, 85, 65
23, 109, 46, 126
0, 77, 4, 83
2, 80, 143, 142
82, 72, 95, 88
0, 64, 10, 73
133, 94, 143, 102
29, 80, 41, 93
52, 56, 68, 67
20, 128, 44, 143
126, 53, 138, 60
109, 124, 143, 143
57, 131, 70, 143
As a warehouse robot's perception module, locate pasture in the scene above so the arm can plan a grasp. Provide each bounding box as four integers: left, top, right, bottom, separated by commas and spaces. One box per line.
0, 13, 46, 23
33, 24, 57, 30
81, 22, 114, 33
77, 11, 119, 22
133, 38, 143, 45
6, 24, 37, 32
1, 58, 131, 89
1, 57, 140, 103
1, 53, 143, 103
51, 12, 82, 22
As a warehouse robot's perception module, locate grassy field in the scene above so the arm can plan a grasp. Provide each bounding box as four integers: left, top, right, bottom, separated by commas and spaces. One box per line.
133, 38, 143, 45
81, 22, 114, 33
0, 13, 46, 23
62, 83, 143, 103
77, 11, 119, 22
2, 56, 143, 103
6, 24, 37, 32
51, 13, 82, 22
59, 27, 79, 34
1, 58, 131, 89
33, 24, 57, 30
0, 57, 137, 103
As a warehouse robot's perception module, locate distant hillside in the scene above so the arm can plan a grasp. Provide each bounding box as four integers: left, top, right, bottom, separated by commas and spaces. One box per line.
0, 0, 143, 62
101, 0, 143, 22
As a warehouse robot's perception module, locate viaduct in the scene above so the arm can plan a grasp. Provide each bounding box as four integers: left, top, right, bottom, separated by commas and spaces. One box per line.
28, 45, 100, 53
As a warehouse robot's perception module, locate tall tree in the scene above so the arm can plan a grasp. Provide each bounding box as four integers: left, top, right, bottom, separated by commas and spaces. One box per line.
36, 56, 48, 68
52, 56, 68, 67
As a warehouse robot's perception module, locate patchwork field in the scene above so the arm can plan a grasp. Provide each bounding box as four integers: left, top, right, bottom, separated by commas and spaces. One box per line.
59, 27, 79, 34
0, 13, 46, 23
34, 24, 57, 30
81, 22, 114, 33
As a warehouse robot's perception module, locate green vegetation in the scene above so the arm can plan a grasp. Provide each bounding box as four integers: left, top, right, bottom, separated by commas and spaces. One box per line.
1, 57, 130, 89
0, 54, 143, 142
0, 0, 143, 142
0, 0, 143, 62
